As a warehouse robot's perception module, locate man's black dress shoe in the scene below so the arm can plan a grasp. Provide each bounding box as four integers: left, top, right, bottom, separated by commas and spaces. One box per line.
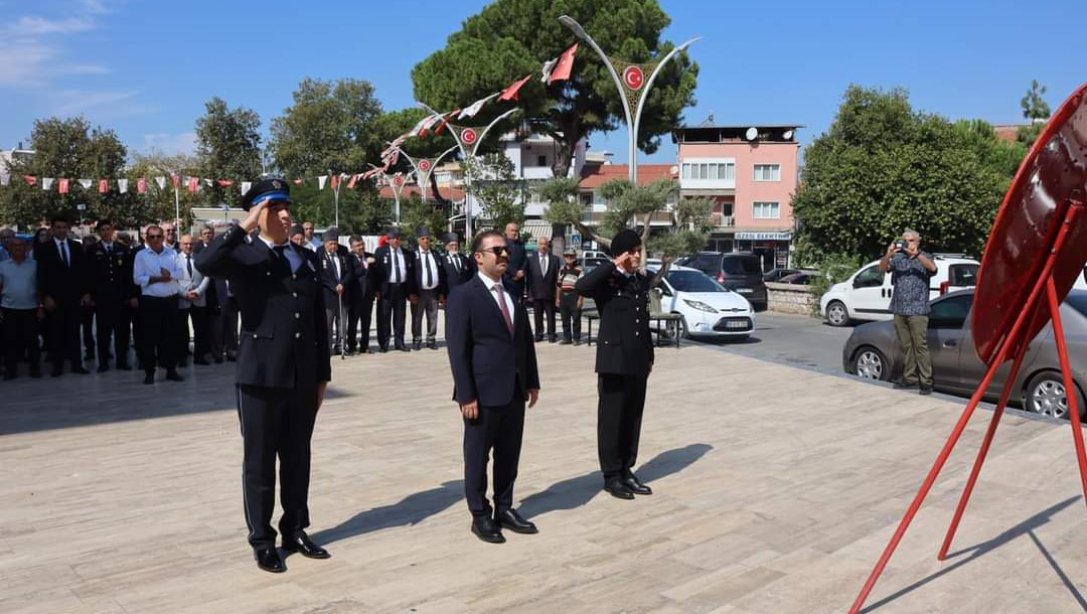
143, 373, 155, 385
165, 370, 184, 382
892, 379, 918, 390
623, 474, 653, 495
399, 346, 411, 352
919, 384, 933, 396
254, 547, 286, 573
496, 509, 538, 534
96, 364, 109, 374
604, 478, 635, 500
281, 531, 330, 559
427, 342, 439, 350
413, 341, 422, 351
470, 517, 506, 544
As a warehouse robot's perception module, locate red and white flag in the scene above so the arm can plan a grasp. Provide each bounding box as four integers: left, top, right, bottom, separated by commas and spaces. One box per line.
58, 178, 69, 194
347, 174, 358, 189
98, 179, 109, 193
547, 43, 578, 83
171, 174, 180, 188
330, 174, 341, 191
155, 176, 167, 190
138, 178, 148, 194
187, 176, 199, 193
318, 175, 328, 190
42, 177, 55, 191
418, 114, 442, 138
499, 75, 531, 101
118, 179, 129, 194
434, 110, 459, 135
240, 181, 252, 194
23, 175, 37, 186
78, 178, 92, 190
292, 178, 304, 185
217, 179, 234, 187
459, 94, 497, 120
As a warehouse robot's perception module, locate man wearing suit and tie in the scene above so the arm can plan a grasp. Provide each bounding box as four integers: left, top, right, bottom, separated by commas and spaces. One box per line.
527, 236, 560, 343
372, 228, 415, 352
195, 179, 332, 574
37, 215, 91, 376
318, 228, 353, 353
346, 235, 376, 355
445, 229, 541, 544
176, 234, 211, 366
441, 233, 473, 293
576, 229, 655, 500
411, 226, 445, 351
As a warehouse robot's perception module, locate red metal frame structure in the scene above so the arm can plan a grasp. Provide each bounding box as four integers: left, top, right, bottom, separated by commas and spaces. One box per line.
850, 83, 1087, 613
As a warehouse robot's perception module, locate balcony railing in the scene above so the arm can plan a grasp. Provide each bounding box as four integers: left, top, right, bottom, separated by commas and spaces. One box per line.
713, 214, 736, 227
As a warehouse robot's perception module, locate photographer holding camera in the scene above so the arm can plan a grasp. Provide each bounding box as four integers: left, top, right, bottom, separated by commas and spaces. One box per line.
879, 229, 937, 395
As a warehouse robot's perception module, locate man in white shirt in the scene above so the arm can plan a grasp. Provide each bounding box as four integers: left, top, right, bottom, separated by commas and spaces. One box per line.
176, 234, 211, 366
133, 224, 184, 384
373, 228, 414, 352
411, 227, 445, 350
302, 221, 321, 252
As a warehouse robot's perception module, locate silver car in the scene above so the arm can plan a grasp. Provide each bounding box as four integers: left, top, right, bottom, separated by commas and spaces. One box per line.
843, 289, 1087, 419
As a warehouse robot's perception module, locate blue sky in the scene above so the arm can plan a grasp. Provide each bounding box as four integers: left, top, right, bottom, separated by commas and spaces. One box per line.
1, 0, 1084, 165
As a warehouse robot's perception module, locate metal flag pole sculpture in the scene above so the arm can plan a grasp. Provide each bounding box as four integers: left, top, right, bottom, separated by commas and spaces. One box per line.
850, 83, 1087, 613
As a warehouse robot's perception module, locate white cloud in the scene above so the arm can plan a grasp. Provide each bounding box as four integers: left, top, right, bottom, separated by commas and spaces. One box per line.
142, 133, 198, 156
6, 16, 96, 36
51, 89, 153, 118
0, 2, 111, 89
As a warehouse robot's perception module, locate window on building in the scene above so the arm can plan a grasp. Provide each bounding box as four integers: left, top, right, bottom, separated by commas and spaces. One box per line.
753, 201, 780, 219
681, 161, 736, 181
537, 155, 547, 167
753, 164, 781, 181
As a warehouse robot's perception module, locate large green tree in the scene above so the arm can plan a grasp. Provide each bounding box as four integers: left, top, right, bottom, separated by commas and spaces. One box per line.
1, 117, 129, 228
792, 85, 1024, 263
412, 0, 698, 178
195, 97, 263, 207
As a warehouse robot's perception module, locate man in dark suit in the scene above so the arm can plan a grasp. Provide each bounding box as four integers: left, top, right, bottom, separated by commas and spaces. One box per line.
526, 236, 560, 343
317, 228, 353, 354
502, 222, 528, 302
446, 229, 541, 544
575, 229, 655, 500
88, 219, 135, 372
441, 233, 473, 293
372, 229, 415, 352
37, 215, 91, 376
346, 235, 375, 355
195, 179, 332, 574
410, 226, 445, 350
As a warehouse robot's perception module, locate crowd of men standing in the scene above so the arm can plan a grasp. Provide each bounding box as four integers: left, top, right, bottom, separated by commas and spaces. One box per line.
0, 219, 588, 383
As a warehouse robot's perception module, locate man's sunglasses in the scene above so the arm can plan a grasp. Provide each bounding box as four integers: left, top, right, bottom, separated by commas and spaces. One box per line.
481, 246, 510, 256
147, 234, 164, 239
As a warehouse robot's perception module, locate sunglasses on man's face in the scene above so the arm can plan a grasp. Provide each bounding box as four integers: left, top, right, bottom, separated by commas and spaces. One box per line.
147, 234, 163, 239
482, 246, 510, 257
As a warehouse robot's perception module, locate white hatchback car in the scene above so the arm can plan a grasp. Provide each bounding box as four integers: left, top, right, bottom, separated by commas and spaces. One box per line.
649, 264, 755, 340
819, 254, 980, 327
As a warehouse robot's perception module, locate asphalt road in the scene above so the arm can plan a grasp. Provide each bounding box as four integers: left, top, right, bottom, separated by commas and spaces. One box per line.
690, 311, 854, 377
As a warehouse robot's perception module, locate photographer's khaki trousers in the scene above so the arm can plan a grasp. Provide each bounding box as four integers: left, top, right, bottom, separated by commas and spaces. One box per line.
893, 314, 931, 386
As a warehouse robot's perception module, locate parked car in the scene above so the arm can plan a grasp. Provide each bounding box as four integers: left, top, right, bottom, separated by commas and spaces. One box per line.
648, 264, 755, 340
819, 254, 980, 327
763, 268, 798, 282
676, 252, 768, 311
843, 289, 1087, 419
777, 270, 820, 285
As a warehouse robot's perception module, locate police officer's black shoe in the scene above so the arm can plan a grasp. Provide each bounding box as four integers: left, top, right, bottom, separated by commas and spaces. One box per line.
281, 531, 330, 559
470, 517, 506, 544
496, 509, 538, 534
622, 474, 653, 496
254, 547, 286, 573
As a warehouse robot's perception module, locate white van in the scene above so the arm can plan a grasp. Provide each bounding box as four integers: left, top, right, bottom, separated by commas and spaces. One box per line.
819, 254, 980, 326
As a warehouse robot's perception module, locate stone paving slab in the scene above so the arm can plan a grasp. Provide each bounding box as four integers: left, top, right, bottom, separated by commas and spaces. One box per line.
2, 338, 1087, 613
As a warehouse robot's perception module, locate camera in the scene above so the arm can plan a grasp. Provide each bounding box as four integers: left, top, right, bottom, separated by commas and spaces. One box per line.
894, 240, 907, 252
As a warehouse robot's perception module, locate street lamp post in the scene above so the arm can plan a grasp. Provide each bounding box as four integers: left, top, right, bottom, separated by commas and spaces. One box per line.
558, 15, 698, 185
328, 170, 342, 229
416, 104, 518, 239
370, 165, 410, 227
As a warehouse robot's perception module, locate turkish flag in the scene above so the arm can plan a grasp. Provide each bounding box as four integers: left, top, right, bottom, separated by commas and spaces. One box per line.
330, 174, 340, 191
217, 179, 234, 187
171, 174, 180, 188
23, 175, 36, 186
99, 179, 109, 193
292, 178, 304, 185
58, 178, 70, 194
499, 75, 531, 101
347, 174, 358, 189
187, 176, 198, 193
137, 178, 147, 194
548, 43, 578, 83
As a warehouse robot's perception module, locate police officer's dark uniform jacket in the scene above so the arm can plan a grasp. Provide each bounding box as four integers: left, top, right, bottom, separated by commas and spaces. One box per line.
89, 237, 136, 367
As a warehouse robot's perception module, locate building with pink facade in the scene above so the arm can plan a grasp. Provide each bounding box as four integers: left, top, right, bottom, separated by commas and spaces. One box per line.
672, 124, 801, 270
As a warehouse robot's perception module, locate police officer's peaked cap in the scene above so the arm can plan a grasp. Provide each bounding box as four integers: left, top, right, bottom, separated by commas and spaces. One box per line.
241, 178, 291, 211
609, 229, 642, 257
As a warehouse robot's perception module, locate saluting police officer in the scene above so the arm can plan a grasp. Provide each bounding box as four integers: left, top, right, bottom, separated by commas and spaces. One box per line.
575, 229, 655, 500
195, 179, 333, 574
88, 219, 136, 371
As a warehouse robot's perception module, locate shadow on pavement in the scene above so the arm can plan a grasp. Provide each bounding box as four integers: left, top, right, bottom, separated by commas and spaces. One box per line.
519, 443, 713, 519
311, 480, 463, 546
860, 495, 1083, 612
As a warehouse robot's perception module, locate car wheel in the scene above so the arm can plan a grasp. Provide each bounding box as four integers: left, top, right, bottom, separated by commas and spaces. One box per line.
852, 346, 889, 381
677, 315, 690, 339
1025, 372, 1086, 420
826, 300, 850, 327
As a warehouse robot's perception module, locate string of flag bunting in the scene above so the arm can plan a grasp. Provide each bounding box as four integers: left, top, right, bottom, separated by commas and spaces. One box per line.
0, 42, 581, 197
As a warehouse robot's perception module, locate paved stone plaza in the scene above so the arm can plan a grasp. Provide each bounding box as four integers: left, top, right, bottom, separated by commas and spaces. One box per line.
3, 339, 1087, 613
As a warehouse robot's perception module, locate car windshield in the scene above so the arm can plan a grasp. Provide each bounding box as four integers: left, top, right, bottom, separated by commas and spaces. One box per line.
1065, 292, 1087, 317
666, 270, 726, 293
722, 257, 762, 276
